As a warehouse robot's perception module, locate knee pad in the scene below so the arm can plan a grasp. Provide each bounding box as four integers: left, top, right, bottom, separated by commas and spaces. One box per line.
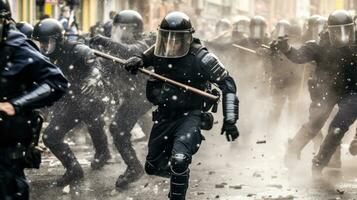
170, 153, 190, 175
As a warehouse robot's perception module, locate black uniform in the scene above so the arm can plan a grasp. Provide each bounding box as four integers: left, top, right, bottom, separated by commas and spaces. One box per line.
267, 50, 302, 132
312, 44, 357, 173
89, 34, 153, 187
0, 25, 68, 199
127, 38, 239, 200
89, 10, 155, 188
278, 36, 342, 166
125, 12, 239, 200
42, 38, 111, 185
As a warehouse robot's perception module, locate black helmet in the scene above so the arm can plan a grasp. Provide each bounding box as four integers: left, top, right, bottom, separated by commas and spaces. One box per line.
0, 0, 11, 19
33, 18, 64, 55
33, 18, 64, 41
111, 10, 143, 42
154, 11, 194, 58
327, 10, 355, 47
250, 16, 267, 39
16, 22, 34, 38
215, 18, 231, 34
273, 19, 291, 38
232, 16, 250, 39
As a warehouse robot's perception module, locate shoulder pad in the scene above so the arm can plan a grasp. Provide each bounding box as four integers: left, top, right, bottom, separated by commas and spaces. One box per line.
198, 51, 228, 82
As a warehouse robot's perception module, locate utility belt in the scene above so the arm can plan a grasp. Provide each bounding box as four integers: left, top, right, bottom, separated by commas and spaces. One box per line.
0, 111, 43, 169
153, 108, 215, 131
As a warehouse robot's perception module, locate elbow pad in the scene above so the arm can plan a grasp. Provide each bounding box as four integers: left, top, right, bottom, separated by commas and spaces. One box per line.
223, 93, 239, 124
199, 52, 228, 82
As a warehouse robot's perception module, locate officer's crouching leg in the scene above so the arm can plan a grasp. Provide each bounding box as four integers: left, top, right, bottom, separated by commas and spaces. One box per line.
42, 124, 84, 186
169, 153, 190, 200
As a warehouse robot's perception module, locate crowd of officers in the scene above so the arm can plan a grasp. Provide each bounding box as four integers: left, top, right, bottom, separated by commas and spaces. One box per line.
0, 0, 356, 199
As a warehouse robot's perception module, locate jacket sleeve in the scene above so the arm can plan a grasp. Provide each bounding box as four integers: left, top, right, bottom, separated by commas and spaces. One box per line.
197, 50, 239, 124
10, 46, 68, 110
283, 41, 317, 64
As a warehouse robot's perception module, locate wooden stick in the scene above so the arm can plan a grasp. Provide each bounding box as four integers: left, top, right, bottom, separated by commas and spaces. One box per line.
93, 50, 220, 101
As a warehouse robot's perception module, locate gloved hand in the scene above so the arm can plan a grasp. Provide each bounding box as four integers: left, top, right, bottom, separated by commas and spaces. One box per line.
270, 37, 291, 53
221, 122, 239, 142
124, 56, 144, 74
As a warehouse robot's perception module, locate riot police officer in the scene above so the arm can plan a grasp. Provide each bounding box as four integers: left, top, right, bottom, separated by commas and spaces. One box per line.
124, 12, 239, 200
89, 10, 153, 189
231, 16, 250, 42
311, 10, 357, 176
0, 1, 68, 198
302, 15, 322, 42
267, 20, 303, 135
32, 18, 111, 186
15, 22, 33, 39
271, 11, 350, 170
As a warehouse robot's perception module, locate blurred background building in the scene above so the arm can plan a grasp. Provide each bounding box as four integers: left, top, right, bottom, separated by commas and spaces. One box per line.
8, 0, 357, 35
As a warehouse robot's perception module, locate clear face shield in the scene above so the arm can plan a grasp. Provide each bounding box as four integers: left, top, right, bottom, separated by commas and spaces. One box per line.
250, 25, 266, 39
277, 25, 289, 38
38, 38, 57, 55
154, 29, 192, 58
328, 23, 355, 48
312, 23, 326, 43
111, 23, 137, 43
233, 21, 250, 36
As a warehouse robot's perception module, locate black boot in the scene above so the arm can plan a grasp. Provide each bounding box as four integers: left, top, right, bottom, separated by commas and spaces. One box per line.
284, 126, 317, 168
312, 127, 344, 179
55, 164, 84, 187
91, 149, 111, 170
169, 170, 189, 200
47, 143, 84, 187
113, 135, 144, 189
115, 166, 144, 189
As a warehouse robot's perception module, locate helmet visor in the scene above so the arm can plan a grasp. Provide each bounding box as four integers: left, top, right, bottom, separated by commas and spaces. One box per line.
111, 23, 137, 42
38, 38, 56, 55
328, 23, 355, 47
154, 29, 192, 58
250, 25, 266, 39
234, 21, 250, 35
312, 23, 326, 42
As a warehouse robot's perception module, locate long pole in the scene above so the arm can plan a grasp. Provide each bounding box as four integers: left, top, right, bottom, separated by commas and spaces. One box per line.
92, 50, 220, 101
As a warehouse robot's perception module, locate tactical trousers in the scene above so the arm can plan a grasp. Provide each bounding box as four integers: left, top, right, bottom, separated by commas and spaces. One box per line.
0, 153, 28, 200
288, 95, 339, 156
43, 99, 109, 171
313, 93, 357, 170
145, 109, 203, 200
109, 96, 152, 171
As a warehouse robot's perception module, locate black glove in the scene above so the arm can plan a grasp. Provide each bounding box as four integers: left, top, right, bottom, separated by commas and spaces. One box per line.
124, 56, 143, 74
270, 37, 291, 53
221, 122, 239, 142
